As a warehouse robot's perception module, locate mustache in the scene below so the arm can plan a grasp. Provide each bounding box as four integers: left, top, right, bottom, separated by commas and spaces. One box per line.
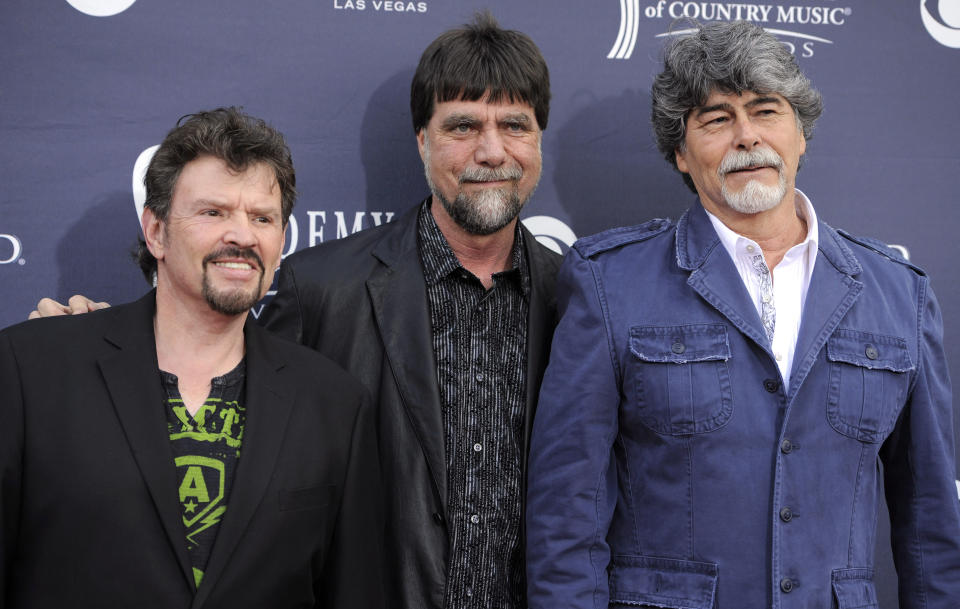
202, 246, 264, 271
718, 148, 784, 176
459, 165, 523, 184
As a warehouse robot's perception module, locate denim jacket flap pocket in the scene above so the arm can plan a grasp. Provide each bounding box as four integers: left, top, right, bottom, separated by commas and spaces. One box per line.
826, 329, 913, 372
629, 324, 730, 364
831, 568, 878, 609
628, 324, 733, 436
609, 555, 718, 608
825, 329, 914, 442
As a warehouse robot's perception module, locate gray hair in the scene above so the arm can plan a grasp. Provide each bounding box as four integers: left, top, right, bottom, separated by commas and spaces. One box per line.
651, 21, 823, 192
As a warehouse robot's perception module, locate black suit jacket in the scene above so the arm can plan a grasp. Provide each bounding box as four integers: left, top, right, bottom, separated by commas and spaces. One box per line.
262, 201, 562, 609
0, 292, 383, 608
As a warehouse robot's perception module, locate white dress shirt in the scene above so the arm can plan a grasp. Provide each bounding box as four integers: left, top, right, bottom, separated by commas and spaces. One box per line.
704, 190, 819, 391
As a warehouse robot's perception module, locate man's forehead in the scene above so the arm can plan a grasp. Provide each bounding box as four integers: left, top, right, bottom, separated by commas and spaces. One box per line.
172, 156, 280, 206
696, 89, 788, 109
433, 95, 536, 118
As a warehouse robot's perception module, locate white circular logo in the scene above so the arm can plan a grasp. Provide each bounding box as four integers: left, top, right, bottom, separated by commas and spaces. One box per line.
0, 234, 23, 265
522, 215, 578, 255
921, 0, 960, 48
66, 0, 138, 16
132, 145, 160, 229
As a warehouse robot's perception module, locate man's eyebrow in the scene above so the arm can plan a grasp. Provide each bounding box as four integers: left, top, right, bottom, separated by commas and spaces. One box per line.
693, 103, 733, 118
745, 95, 784, 108
501, 113, 531, 124
440, 114, 479, 129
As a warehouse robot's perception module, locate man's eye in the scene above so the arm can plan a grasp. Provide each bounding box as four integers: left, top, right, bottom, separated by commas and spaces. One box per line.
708, 116, 727, 125
505, 122, 523, 132
455, 123, 472, 133
254, 216, 273, 224
203, 209, 221, 217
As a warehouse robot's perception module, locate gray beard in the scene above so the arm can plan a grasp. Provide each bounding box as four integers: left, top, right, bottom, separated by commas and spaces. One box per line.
718, 148, 788, 214
432, 183, 525, 236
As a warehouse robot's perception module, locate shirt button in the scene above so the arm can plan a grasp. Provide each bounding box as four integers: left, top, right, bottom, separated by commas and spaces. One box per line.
780, 577, 795, 593
779, 506, 793, 522
466, 586, 473, 597
473, 443, 483, 453
671, 341, 686, 354
746, 244, 756, 253
470, 514, 480, 524
763, 379, 780, 393
775, 351, 783, 361
865, 345, 879, 360
761, 292, 771, 303
475, 372, 484, 383
780, 439, 793, 454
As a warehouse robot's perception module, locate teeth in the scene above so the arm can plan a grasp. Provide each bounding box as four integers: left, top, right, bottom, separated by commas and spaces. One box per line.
214, 262, 252, 270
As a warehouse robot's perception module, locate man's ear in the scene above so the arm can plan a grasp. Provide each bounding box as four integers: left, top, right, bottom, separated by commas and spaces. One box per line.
416, 129, 426, 161
142, 208, 165, 262
675, 148, 689, 173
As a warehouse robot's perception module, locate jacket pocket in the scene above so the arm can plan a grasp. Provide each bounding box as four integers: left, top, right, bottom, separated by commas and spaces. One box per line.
831, 568, 878, 609
278, 483, 336, 511
826, 329, 914, 443
628, 324, 732, 435
608, 554, 718, 608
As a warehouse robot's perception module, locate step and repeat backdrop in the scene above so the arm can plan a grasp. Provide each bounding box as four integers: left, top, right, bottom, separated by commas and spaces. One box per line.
2, 1, 959, 605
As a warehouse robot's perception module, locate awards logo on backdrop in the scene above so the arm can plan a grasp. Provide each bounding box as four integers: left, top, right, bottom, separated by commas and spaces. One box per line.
921, 0, 960, 47
608, 0, 853, 59
65, 0, 138, 17
0, 235, 23, 266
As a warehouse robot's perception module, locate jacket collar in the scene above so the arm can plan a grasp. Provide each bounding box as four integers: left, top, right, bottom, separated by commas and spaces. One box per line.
674, 201, 864, 396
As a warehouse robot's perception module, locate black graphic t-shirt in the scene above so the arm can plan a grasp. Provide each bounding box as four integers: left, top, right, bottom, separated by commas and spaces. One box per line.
160, 361, 246, 589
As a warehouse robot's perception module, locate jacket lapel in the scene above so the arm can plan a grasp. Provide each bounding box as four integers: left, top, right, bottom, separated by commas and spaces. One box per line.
787, 223, 862, 397
520, 226, 558, 474
366, 206, 448, 514
98, 292, 195, 591
677, 205, 772, 350
191, 322, 294, 608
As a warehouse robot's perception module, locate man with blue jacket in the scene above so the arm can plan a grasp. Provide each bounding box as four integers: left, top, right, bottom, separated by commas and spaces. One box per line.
526, 21, 960, 609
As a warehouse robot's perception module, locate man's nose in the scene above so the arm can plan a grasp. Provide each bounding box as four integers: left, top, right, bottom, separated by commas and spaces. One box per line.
474, 127, 507, 166
734, 118, 762, 150
222, 215, 258, 248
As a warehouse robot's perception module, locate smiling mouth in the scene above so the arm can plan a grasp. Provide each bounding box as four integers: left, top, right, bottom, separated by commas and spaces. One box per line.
213, 261, 255, 270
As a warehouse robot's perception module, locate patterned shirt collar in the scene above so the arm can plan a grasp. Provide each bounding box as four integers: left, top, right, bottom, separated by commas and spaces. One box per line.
416, 198, 530, 295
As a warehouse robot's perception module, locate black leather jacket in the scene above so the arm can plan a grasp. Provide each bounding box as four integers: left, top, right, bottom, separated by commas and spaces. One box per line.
262, 201, 561, 609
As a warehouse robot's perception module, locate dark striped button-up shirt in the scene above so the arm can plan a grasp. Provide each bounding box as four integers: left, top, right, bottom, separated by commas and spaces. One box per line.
417, 201, 529, 609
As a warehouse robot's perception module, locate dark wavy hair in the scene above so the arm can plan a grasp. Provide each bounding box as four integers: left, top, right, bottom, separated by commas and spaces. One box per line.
651, 21, 823, 192
410, 11, 551, 133
135, 107, 296, 282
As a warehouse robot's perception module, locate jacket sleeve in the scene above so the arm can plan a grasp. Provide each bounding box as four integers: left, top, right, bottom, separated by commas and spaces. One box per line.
526, 247, 621, 609
316, 392, 385, 609
260, 258, 306, 344
0, 331, 24, 600
880, 279, 960, 607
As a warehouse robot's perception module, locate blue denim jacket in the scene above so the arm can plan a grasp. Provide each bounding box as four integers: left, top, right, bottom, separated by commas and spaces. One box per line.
526, 203, 960, 609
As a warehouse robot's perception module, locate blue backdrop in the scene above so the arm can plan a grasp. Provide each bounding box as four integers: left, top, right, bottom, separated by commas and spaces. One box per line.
2, 1, 959, 605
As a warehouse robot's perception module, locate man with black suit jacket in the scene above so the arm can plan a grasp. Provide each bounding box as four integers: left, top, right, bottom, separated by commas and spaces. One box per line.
0, 108, 382, 608
261, 13, 560, 609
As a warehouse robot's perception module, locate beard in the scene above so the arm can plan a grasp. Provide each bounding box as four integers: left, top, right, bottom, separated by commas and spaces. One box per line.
201, 246, 265, 316
718, 148, 787, 214
423, 142, 538, 236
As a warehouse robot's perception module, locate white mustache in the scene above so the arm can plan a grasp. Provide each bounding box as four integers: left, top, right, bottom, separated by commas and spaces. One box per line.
718, 148, 784, 176
460, 165, 523, 184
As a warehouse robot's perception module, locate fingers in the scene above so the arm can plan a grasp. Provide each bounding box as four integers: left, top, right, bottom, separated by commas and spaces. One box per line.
68, 294, 110, 314
28, 295, 111, 320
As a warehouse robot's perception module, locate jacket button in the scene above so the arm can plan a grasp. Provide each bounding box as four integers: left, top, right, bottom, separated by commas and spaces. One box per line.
779, 506, 793, 522
432, 512, 444, 525
763, 379, 780, 393
780, 577, 794, 593
865, 345, 879, 360
780, 439, 793, 454
671, 341, 686, 354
